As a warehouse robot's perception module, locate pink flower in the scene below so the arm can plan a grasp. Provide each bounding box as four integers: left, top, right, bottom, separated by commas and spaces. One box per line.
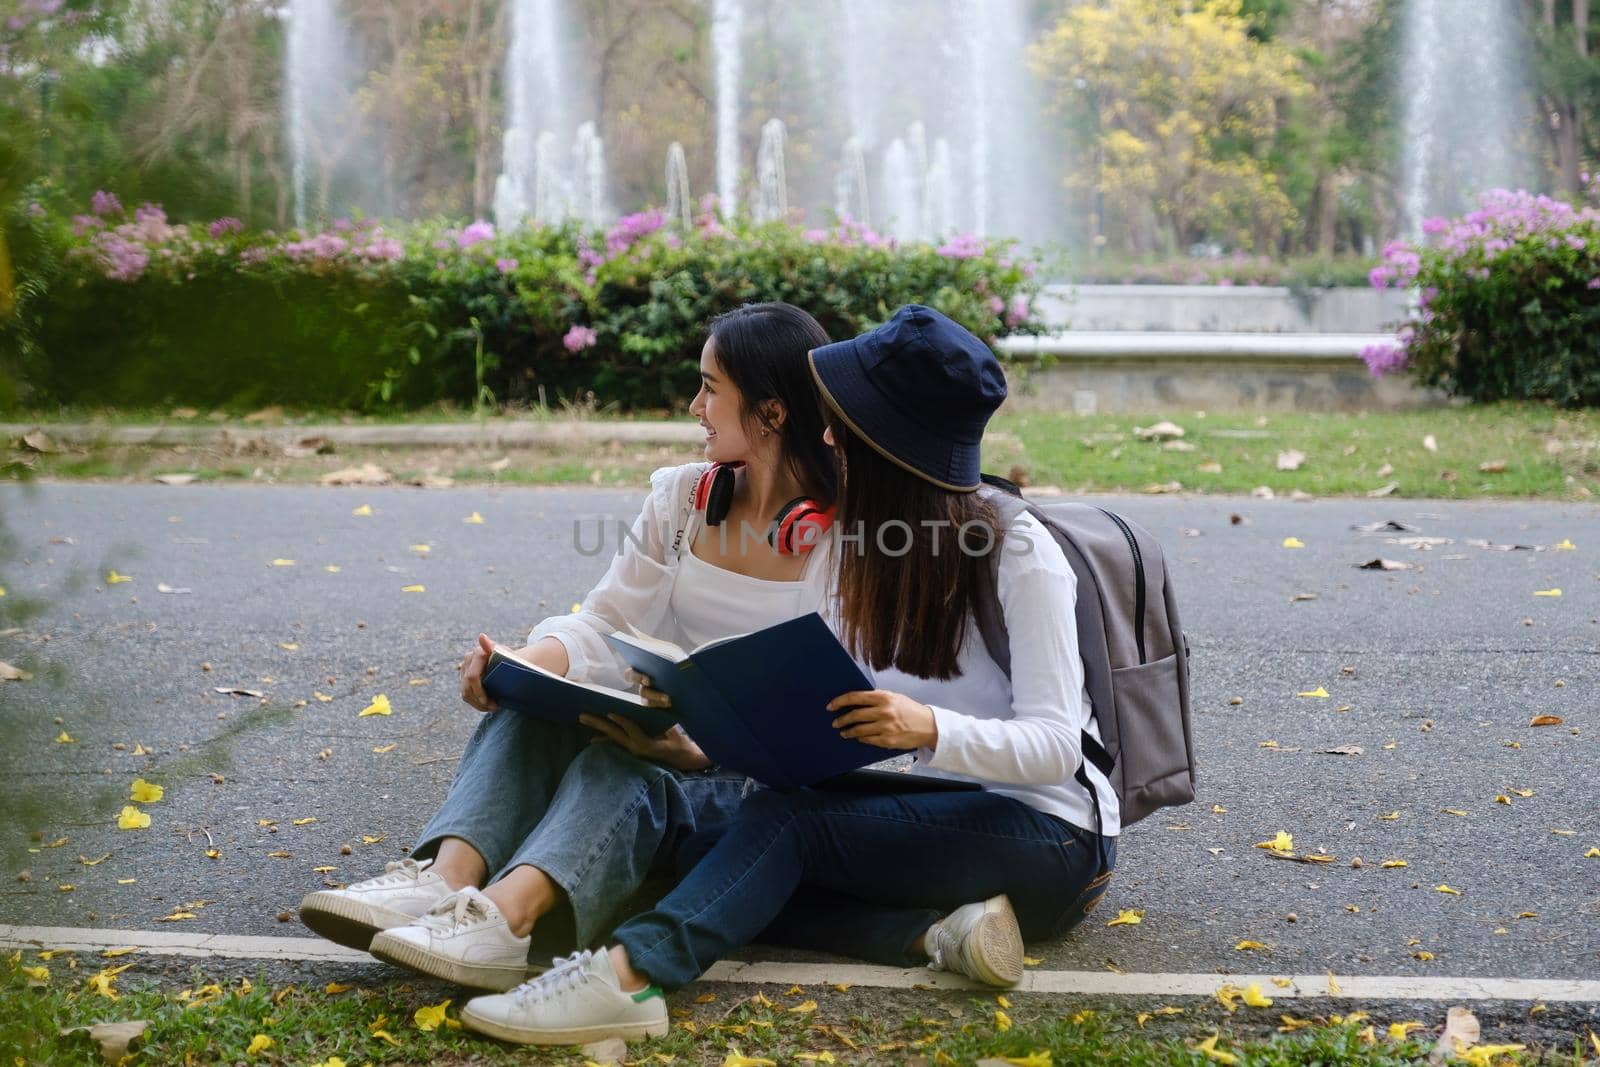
1587, 278, 1600, 290
91, 190, 122, 217
605, 210, 666, 256
1005, 294, 1031, 327
1360, 340, 1409, 378
92, 232, 150, 282
496, 257, 518, 274
563, 325, 598, 353
208, 217, 244, 238
936, 233, 985, 259
988, 296, 1005, 314
457, 219, 496, 248
360, 236, 405, 262
71, 214, 101, 236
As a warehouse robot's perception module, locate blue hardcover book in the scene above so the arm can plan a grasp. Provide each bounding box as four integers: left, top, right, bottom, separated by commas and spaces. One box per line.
480, 647, 682, 738
603, 613, 904, 789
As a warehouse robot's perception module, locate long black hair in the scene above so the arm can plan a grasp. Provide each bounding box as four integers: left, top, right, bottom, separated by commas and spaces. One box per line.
705, 302, 837, 505
823, 415, 998, 680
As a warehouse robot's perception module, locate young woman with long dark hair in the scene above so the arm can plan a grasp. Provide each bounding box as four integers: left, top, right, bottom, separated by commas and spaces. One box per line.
454, 305, 1119, 1045
298, 302, 839, 991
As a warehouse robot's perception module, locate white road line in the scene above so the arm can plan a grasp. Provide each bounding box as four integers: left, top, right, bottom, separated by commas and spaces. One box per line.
4, 925, 1597, 1003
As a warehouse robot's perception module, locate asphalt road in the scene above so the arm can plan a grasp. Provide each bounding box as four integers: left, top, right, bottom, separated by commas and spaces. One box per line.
1, 481, 1596, 1007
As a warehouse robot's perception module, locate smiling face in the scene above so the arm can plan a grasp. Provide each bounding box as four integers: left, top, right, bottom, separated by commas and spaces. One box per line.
688, 336, 755, 464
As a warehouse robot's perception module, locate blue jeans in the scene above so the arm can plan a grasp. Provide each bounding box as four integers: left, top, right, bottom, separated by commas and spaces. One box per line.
412, 709, 748, 951
613, 786, 1116, 989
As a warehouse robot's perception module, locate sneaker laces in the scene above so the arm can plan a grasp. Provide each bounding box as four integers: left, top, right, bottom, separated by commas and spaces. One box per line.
350, 857, 430, 891
509, 950, 596, 1005
417, 887, 494, 932
925, 920, 950, 972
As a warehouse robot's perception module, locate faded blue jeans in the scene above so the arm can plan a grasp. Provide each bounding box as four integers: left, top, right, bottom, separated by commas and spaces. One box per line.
614, 785, 1116, 989
412, 708, 748, 953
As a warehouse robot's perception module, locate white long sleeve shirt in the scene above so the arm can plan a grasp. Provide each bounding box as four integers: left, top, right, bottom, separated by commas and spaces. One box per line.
864, 509, 1121, 837
527, 463, 837, 690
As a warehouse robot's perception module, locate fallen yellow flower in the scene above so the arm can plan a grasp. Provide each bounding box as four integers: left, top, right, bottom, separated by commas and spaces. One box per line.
1282, 537, 1305, 549
994, 1008, 1012, 1031
358, 694, 392, 717
21, 965, 49, 983
324, 981, 353, 995
270, 559, 295, 567
1296, 686, 1329, 698
84, 963, 133, 999
1106, 908, 1143, 927
1195, 1034, 1237, 1065
721, 1052, 776, 1067
1454, 1043, 1527, 1067
246, 1034, 274, 1056
1533, 588, 1561, 597
463, 511, 485, 524
1255, 832, 1294, 853
998, 1053, 1052, 1067
1241, 983, 1273, 1008
1388, 1021, 1423, 1040
105, 570, 133, 584
56, 731, 76, 744
129, 778, 164, 804
401, 584, 425, 593
414, 999, 456, 1032
1234, 940, 1267, 951
1437, 885, 1462, 895
116, 806, 151, 830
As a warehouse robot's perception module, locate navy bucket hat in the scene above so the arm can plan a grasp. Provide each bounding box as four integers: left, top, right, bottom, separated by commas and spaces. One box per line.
808, 304, 1007, 492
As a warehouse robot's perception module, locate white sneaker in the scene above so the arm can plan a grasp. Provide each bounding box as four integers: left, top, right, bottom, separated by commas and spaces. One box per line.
369, 887, 532, 991
925, 893, 1025, 987
299, 857, 452, 951
461, 948, 669, 1046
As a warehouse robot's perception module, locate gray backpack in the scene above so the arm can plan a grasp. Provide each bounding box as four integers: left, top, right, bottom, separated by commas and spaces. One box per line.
973, 478, 1196, 828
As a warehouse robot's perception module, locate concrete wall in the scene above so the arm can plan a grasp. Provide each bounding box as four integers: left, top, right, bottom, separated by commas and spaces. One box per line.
1001, 355, 1444, 414
1035, 284, 1410, 334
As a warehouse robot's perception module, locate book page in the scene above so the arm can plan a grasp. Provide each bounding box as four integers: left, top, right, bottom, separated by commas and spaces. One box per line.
488, 647, 649, 707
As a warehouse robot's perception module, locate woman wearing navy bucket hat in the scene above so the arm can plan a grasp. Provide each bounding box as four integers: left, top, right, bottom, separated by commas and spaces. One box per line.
456, 305, 1119, 1046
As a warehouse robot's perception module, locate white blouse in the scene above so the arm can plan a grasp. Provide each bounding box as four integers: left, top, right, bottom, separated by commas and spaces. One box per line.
528, 463, 837, 690
864, 510, 1121, 837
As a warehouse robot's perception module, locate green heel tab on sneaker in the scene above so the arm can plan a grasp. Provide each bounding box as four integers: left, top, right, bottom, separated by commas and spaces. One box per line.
630, 985, 665, 1003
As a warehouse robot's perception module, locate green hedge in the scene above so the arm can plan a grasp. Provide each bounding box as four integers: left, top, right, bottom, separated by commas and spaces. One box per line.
1364, 186, 1600, 407
2, 195, 1043, 414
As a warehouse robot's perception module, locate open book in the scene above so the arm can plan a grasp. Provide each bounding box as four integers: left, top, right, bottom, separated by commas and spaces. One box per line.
482, 613, 918, 789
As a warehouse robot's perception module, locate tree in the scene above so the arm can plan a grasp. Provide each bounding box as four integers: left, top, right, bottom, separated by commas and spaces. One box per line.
1529, 0, 1596, 199
1031, 0, 1310, 255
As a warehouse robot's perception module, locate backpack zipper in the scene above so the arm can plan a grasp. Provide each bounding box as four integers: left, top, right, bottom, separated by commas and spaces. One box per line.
1097, 507, 1146, 664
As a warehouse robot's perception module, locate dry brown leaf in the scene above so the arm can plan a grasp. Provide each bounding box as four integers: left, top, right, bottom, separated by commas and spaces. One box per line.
60, 1020, 149, 1064
319, 464, 391, 487
1478, 460, 1507, 474
1529, 715, 1563, 727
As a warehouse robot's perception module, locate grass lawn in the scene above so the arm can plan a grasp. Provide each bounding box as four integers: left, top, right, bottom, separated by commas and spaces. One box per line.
4, 404, 1598, 500
3, 955, 1586, 1066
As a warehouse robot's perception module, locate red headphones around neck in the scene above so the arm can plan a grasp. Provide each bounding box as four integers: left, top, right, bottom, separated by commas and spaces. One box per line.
692, 462, 835, 555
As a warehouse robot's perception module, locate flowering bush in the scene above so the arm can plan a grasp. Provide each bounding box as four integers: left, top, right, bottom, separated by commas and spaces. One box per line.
15, 193, 1042, 412
1366, 185, 1600, 406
